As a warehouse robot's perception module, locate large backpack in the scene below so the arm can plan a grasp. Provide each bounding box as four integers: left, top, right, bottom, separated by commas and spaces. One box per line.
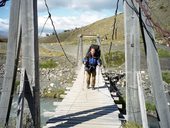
86, 44, 101, 58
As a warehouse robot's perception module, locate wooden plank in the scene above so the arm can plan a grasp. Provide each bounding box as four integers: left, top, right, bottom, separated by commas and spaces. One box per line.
0, 0, 21, 125
44, 66, 121, 128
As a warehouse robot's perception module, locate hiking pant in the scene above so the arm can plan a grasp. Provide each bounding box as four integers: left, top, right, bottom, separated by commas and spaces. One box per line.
86, 70, 96, 87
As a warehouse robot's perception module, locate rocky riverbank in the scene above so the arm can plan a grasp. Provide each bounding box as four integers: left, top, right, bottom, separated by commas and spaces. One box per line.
0, 54, 77, 99
106, 65, 170, 118
0, 55, 77, 127
39, 56, 76, 99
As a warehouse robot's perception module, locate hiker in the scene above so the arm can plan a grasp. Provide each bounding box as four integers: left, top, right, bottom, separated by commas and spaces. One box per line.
83, 45, 101, 90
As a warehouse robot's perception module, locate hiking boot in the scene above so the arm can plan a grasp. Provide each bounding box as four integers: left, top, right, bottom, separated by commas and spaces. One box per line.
92, 86, 95, 90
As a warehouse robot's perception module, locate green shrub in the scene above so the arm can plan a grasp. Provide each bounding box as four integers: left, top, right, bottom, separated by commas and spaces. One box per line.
162, 71, 170, 84
158, 48, 170, 58
42, 87, 65, 99
14, 80, 20, 92
123, 121, 142, 128
40, 59, 58, 68
15, 80, 20, 86
145, 102, 156, 112
105, 51, 125, 67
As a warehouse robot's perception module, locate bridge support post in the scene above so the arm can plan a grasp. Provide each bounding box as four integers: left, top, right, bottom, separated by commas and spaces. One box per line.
16, 68, 26, 128
124, 0, 142, 124
21, 0, 40, 127
0, 0, 40, 127
77, 34, 83, 67
141, 0, 170, 127
137, 72, 148, 128
0, 0, 21, 125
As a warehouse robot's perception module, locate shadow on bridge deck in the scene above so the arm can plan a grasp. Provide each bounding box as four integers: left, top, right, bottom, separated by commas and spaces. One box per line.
47, 105, 118, 128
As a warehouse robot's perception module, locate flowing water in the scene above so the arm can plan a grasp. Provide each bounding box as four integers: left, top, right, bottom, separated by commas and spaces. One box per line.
40, 98, 58, 126
148, 115, 160, 128
8, 96, 58, 127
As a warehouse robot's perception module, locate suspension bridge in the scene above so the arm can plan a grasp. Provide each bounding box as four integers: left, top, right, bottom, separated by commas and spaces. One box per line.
0, 0, 170, 128
43, 66, 122, 128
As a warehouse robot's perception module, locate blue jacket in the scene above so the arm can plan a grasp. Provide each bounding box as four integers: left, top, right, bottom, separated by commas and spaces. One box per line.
83, 54, 100, 71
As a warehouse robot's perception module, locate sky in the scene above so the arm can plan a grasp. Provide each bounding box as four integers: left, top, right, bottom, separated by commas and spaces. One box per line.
0, 0, 123, 37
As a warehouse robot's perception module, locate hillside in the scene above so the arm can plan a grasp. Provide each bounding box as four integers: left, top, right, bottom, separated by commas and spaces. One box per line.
40, 0, 170, 44
149, 0, 170, 40
39, 13, 124, 44
149, 0, 170, 29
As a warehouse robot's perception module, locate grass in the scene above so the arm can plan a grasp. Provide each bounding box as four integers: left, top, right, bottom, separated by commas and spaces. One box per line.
40, 59, 58, 69
105, 51, 125, 67
39, 47, 64, 57
158, 48, 170, 58
14, 80, 20, 93
145, 102, 156, 112
42, 87, 65, 99
123, 122, 142, 128
0, 49, 6, 54
162, 71, 170, 84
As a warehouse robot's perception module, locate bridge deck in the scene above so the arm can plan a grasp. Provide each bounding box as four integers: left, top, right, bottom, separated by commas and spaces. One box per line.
44, 66, 121, 128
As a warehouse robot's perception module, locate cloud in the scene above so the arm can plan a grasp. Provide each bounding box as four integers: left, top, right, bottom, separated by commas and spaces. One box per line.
37, 0, 123, 35
37, 0, 119, 12
38, 11, 108, 34
70, 0, 114, 10
0, 11, 109, 37
0, 18, 9, 37
0, 18, 9, 31
38, 0, 68, 12
1, 0, 122, 37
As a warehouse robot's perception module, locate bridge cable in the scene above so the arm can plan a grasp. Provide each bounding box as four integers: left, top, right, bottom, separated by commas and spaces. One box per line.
134, 0, 170, 44
107, 0, 119, 67
109, 0, 120, 55
130, 0, 157, 51
39, 16, 50, 37
130, 0, 170, 48
139, 0, 147, 55
0, 0, 8, 7
112, 0, 119, 41
124, 0, 157, 52
44, 0, 75, 66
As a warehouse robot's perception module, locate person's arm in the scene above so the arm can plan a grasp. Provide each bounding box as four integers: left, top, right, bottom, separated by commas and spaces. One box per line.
82, 57, 88, 65
97, 58, 101, 66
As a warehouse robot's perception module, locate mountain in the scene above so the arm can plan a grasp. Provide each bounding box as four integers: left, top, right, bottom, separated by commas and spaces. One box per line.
39, 0, 170, 44
39, 13, 124, 44
149, 0, 170, 39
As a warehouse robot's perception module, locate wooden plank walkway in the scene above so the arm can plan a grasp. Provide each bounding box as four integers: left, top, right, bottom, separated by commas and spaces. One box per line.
44, 66, 122, 128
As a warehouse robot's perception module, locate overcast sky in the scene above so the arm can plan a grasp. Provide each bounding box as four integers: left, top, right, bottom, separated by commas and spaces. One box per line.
0, 0, 123, 37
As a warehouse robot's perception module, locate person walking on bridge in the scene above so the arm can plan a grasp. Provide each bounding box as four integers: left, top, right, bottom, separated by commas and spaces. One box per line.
83, 46, 101, 90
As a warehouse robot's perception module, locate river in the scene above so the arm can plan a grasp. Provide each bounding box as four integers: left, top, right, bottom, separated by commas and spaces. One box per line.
0, 94, 160, 128
8, 96, 58, 127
